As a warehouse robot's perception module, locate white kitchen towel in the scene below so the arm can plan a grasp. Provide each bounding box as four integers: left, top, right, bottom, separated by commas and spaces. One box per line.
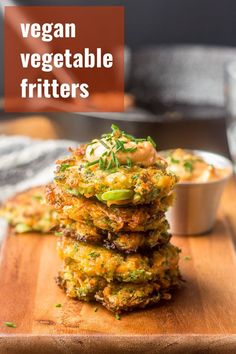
0, 135, 78, 241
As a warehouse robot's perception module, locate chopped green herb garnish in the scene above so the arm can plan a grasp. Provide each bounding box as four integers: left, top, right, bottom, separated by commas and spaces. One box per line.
74, 244, 79, 252
123, 133, 135, 140
170, 157, 180, 164
88, 251, 100, 259
183, 255, 191, 261
135, 138, 146, 142
100, 140, 109, 149
106, 159, 113, 170
99, 158, 105, 170
4, 322, 16, 328
126, 157, 132, 168
184, 161, 194, 173
115, 314, 121, 320
94, 307, 98, 312
60, 164, 70, 172
111, 124, 119, 132
86, 159, 99, 167
86, 125, 157, 171
89, 148, 94, 156
147, 136, 156, 148
124, 146, 137, 153
115, 139, 124, 152
55, 303, 62, 308
111, 152, 120, 168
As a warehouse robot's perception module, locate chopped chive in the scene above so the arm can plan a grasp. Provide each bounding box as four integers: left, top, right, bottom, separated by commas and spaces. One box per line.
86, 159, 99, 167
94, 307, 98, 312
4, 322, 16, 328
111, 124, 120, 132
99, 158, 105, 170
115, 314, 121, 320
184, 161, 193, 173
135, 138, 146, 142
89, 148, 94, 156
100, 140, 109, 149
124, 146, 137, 153
74, 243, 79, 252
115, 139, 124, 152
126, 157, 132, 168
183, 256, 191, 261
88, 251, 100, 259
115, 156, 120, 167
170, 157, 180, 164
106, 159, 113, 170
87, 126, 158, 171
147, 136, 157, 148
112, 152, 116, 164
60, 164, 70, 172
55, 303, 62, 308
123, 133, 135, 140
87, 140, 97, 146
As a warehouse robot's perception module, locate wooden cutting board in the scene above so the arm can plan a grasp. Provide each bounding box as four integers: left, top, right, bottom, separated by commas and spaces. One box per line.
0, 180, 236, 354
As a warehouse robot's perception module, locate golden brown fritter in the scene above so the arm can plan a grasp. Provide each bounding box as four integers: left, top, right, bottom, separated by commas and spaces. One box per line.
46, 184, 173, 232
0, 186, 58, 233
60, 219, 171, 253
57, 268, 107, 301
95, 270, 181, 313
57, 237, 180, 283
55, 166, 177, 206
55, 154, 177, 206
57, 265, 181, 313
54, 125, 178, 206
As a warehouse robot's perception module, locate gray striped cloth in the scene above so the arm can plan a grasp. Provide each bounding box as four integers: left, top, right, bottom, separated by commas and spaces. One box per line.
0, 135, 78, 241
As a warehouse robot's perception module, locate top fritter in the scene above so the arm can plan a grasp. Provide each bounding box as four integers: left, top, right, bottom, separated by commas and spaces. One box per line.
54, 125, 178, 206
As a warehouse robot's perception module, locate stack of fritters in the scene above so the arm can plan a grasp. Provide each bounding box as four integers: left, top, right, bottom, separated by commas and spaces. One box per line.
46, 125, 181, 313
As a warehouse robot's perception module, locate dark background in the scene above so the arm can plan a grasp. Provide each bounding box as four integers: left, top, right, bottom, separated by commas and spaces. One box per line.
1, 0, 236, 96
7, 0, 236, 48
2, 0, 236, 92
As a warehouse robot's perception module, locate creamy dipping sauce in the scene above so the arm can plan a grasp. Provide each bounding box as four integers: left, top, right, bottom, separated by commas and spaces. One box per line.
166, 149, 230, 182
86, 138, 159, 167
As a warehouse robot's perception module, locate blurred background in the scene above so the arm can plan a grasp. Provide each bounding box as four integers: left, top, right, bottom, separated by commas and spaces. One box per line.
2, 0, 236, 157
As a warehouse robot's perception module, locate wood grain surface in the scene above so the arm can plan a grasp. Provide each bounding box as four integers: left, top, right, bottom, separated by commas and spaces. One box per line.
0, 179, 236, 353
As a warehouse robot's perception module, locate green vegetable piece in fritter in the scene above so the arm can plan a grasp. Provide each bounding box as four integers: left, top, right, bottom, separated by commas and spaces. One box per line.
15, 223, 31, 233
55, 303, 62, 308
101, 190, 134, 201
4, 322, 17, 328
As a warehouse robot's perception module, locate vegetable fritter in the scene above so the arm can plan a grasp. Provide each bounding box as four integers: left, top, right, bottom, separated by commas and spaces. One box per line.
60, 218, 171, 253
57, 265, 181, 313
57, 268, 106, 301
57, 237, 180, 283
52, 125, 182, 314
96, 270, 181, 313
0, 187, 58, 233
46, 184, 173, 232
54, 126, 178, 206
